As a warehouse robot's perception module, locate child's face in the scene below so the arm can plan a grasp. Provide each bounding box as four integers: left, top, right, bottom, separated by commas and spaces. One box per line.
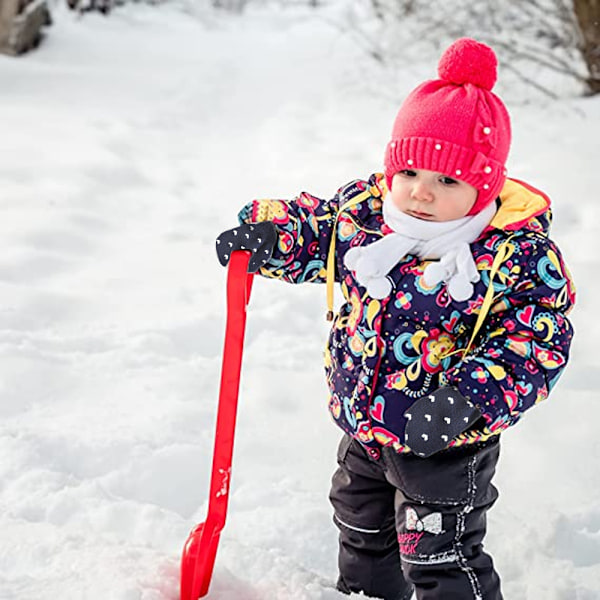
390, 169, 478, 221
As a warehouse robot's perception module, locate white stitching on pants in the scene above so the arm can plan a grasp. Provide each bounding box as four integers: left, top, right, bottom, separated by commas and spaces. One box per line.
453, 455, 483, 600
401, 549, 458, 565
334, 513, 381, 534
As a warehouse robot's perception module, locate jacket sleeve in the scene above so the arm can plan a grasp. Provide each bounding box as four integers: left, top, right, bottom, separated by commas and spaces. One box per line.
237, 175, 385, 284
237, 190, 340, 284
441, 232, 576, 438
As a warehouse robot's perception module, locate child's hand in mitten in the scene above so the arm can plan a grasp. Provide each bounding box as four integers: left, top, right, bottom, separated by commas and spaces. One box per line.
216, 222, 278, 273
403, 387, 482, 458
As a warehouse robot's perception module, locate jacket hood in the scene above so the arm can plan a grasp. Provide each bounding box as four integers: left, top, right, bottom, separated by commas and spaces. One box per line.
490, 177, 552, 235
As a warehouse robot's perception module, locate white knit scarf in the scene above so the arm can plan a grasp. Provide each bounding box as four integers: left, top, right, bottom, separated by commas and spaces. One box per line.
344, 200, 496, 301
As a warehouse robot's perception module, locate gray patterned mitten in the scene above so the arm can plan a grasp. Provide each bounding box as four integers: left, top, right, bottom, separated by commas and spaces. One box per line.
404, 387, 482, 458
216, 222, 277, 273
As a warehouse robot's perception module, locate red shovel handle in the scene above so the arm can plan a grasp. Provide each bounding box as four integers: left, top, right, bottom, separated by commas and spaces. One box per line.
180, 251, 254, 600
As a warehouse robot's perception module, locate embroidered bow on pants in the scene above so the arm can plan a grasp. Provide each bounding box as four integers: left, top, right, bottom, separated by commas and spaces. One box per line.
330, 436, 502, 600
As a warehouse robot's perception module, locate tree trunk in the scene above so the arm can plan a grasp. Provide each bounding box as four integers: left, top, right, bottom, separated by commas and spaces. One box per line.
0, 0, 20, 48
572, 0, 600, 94
1, 0, 48, 54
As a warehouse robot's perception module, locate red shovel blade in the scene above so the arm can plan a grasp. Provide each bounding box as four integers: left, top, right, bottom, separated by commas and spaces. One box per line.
180, 524, 205, 600
180, 251, 253, 600
180, 523, 220, 600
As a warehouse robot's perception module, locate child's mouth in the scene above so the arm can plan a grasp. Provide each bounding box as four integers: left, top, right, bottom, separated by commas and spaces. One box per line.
409, 210, 434, 219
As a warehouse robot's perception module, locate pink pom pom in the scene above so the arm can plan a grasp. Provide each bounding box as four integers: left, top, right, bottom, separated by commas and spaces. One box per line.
437, 38, 498, 91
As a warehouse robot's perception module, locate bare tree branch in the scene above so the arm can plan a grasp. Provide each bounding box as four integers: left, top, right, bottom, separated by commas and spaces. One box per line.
337, 0, 594, 97
502, 61, 560, 100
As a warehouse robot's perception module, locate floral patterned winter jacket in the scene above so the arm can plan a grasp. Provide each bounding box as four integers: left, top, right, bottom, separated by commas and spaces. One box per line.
238, 173, 576, 457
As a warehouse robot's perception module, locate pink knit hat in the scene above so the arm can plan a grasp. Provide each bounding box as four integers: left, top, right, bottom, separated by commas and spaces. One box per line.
384, 38, 511, 215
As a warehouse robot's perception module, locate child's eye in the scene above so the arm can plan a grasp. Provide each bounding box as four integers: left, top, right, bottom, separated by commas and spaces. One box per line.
399, 169, 417, 177
440, 176, 458, 185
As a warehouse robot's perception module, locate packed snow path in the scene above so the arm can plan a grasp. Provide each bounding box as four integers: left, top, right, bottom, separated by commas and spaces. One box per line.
1, 4, 599, 599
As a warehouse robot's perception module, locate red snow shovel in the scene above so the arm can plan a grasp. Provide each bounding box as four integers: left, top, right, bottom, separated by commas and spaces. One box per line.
180, 250, 254, 600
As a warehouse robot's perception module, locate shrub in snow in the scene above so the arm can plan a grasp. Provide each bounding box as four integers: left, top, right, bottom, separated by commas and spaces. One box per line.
330, 0, 597, 99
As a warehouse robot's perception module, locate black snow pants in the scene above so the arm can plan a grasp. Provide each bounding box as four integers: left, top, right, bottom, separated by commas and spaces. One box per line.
330, 435, 502, 600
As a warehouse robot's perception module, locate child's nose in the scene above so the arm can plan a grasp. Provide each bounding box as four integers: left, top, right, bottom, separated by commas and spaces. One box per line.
411, 181, 434, 202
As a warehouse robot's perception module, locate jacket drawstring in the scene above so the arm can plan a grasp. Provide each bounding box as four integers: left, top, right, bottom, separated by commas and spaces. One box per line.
326, 190, 375, 320
460, 235, 516, 356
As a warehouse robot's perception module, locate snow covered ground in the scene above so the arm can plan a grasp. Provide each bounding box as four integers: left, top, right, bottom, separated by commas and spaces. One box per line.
0, 3, 599, 599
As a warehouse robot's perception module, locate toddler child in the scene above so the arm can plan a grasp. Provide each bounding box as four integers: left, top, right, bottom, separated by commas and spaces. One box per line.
216, 38, 575, 600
